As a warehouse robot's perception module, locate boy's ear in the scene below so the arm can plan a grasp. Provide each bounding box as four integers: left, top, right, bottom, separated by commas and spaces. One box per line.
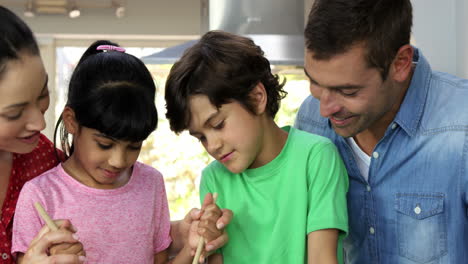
250, 82, 267, 114
62, 107, 79, 135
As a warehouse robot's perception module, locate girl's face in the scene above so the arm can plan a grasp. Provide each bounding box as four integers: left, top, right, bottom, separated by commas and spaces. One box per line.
63, 124, 143, 189
187, 87, 268, 174
0, 54, 49, 154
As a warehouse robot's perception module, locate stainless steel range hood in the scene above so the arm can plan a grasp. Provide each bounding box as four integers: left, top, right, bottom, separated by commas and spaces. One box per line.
142, 0, 305, 65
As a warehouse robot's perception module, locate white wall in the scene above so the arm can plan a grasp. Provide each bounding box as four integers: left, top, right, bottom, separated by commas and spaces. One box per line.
455, 0, 468, 78
412, 0, 468, 78
5, 0, 201, 35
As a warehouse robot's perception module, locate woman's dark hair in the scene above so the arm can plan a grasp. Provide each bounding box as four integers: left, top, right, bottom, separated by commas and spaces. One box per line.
305, 0, 413, 79
54, 40, 157, 157
0, 6, 40, 78
165, 30, 287, 134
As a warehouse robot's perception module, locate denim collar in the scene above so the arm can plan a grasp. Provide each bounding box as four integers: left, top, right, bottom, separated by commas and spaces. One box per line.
393, 48, 431, 137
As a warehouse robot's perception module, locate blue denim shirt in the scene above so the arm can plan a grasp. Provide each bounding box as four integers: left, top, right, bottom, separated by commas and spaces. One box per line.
295, 48, 468, 264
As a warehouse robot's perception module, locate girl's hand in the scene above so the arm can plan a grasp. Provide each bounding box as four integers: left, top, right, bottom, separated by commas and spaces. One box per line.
19, 220, 86, 264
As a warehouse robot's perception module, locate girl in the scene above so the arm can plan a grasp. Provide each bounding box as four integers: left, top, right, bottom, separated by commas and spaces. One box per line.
11, 40, 220, 264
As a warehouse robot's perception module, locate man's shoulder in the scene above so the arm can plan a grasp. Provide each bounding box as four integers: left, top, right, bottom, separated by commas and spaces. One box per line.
295, 95, 326, 127
294, 96, 338, 140
422, 70, 468, 128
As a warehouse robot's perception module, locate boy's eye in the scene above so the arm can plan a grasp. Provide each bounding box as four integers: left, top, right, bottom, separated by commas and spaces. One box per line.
213, 120, 225, 129
97, 142, 112, 150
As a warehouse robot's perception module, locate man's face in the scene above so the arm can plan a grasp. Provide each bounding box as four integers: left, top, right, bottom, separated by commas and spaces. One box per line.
304, 43, 399, 138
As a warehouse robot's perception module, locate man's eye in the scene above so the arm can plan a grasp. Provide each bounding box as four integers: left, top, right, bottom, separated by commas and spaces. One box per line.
340, 90, 358, 96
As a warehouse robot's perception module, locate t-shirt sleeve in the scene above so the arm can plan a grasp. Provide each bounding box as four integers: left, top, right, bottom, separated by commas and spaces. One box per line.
306, 141, 349, 235
11, 182, 44, 256
199, 166, 215, 206
153, 172, 172, 254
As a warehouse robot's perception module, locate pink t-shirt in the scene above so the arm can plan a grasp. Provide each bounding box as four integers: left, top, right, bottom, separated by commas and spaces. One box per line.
12, 162, 172, 264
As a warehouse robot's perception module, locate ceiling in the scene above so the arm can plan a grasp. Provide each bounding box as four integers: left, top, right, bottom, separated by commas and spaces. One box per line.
0, 0, 124, 18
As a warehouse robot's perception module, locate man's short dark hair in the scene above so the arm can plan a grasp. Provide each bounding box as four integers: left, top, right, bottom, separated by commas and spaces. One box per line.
305, 0, 413, 79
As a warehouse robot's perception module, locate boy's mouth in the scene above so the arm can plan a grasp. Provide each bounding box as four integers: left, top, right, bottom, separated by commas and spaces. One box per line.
220, 151, 234, 162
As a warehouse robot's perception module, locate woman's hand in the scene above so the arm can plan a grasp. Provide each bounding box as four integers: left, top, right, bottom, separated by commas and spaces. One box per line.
19, 220, 86, 264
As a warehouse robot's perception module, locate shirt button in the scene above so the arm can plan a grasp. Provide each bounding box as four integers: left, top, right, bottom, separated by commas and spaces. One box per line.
369, 227, 375, 234
366, 185, 371, 192
372, 152, 379, 159
414, 206, 421, 215
2, 253, 8, 260
391, 123, 397, 129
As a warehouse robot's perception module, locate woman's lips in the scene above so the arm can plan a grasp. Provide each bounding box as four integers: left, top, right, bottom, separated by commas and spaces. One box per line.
18, 132, 40, 144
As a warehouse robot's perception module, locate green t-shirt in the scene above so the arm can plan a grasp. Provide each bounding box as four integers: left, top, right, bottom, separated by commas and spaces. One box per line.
200, 126, 348, 263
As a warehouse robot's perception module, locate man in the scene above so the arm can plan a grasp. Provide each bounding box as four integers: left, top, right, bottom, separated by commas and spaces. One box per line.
295, 0, 468, 263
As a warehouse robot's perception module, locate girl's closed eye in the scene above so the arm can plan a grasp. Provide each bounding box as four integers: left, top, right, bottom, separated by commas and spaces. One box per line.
128, 144, 142, 151
97, 141, 113, 150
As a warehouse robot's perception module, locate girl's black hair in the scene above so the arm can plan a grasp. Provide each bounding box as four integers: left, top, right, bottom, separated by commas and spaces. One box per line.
0, 6, 40, 78
54, 40, 157, 157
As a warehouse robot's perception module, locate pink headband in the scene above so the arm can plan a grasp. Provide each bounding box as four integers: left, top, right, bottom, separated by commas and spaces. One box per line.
96, 45, 126, 53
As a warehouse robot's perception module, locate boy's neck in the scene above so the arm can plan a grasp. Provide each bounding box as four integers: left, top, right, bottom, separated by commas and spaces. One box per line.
249, 119, 288, 169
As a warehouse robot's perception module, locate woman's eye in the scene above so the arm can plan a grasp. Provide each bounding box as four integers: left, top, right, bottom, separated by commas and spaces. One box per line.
4, 112, 23, 121
39, 91, 50, 100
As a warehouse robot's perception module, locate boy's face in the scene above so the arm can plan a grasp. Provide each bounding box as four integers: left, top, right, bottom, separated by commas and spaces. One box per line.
63, 119, 142, 189
188, 94, 265, 174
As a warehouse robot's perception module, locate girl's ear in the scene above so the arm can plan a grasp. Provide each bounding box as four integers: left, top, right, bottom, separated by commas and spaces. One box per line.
250, 82, 267, 115
62, 107, 79, 135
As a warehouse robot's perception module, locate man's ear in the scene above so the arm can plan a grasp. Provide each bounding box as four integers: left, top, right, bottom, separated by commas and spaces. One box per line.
390, 44, 414, 82
62, 107, 79, 135
250, 82, 268, 114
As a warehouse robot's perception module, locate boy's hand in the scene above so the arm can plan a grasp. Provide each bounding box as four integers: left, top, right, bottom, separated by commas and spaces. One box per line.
187, 193, 233, 262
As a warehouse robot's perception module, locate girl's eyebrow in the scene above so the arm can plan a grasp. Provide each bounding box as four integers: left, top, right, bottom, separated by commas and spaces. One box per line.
2, 75, 49, 111
93, 133, 117, 142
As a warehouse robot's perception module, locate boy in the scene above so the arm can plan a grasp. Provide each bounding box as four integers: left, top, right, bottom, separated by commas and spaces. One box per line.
165, 30, 348, 263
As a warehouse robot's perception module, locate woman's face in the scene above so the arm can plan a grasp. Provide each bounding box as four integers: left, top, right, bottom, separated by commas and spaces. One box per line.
0, 53, 49, 154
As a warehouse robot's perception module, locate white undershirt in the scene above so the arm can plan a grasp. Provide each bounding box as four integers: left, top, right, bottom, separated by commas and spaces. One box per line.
346, 137, 371, 182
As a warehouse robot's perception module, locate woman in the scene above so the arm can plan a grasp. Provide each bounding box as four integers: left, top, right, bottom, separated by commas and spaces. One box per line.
0, 6, 230, 264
